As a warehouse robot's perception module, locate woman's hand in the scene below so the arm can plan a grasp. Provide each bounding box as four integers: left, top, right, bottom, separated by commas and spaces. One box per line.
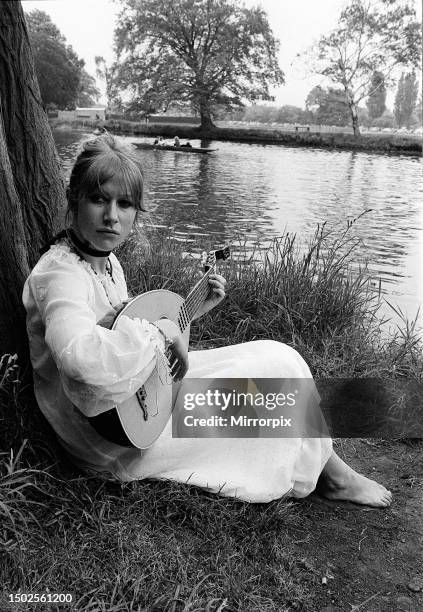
153, 318, 189, 382
97, 300, 132, 329
193, 273, 227, 319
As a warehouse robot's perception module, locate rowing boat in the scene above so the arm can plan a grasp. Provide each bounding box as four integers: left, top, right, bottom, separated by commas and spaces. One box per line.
133, 142, 217, 154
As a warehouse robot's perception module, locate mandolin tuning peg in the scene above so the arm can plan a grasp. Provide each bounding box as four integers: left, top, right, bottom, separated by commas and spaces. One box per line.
200, 251, 208, 266
206, 250, 217, 268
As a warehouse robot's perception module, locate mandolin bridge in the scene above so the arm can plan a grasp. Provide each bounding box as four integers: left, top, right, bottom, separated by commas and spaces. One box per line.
136, 386, 149, 420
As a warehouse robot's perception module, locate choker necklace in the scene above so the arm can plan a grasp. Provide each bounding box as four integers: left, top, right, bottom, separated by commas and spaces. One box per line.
67, 228, 112, 257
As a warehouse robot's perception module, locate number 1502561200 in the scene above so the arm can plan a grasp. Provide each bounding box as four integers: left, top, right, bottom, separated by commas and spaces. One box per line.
8, 593, 73, 604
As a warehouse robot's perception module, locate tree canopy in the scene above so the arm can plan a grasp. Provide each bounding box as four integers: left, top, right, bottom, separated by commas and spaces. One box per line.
95, 56, 115, 110
77, 69, 100, 107
113, 0, 284, 129
394, 70, 419, 128
305, 86, 351, 127
305, 0, 421, 135
25, 9, 98, 109
366, 72, 386, 120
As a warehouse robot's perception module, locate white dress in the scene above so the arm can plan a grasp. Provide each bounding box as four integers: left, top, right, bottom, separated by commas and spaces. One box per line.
22, 242, 332, 503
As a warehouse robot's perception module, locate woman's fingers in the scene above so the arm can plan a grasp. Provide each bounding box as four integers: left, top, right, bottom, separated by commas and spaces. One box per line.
208, 274, 227, 287
168, 339, 189, 381
213, 287, 226, 298
171, 359, 188, 381
208, 275, 227, 300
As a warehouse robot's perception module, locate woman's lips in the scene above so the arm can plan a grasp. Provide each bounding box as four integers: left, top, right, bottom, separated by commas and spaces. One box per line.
97, 229, 120, 235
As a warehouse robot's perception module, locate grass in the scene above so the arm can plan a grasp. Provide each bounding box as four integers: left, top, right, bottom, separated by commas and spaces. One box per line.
1, 222, 422, 610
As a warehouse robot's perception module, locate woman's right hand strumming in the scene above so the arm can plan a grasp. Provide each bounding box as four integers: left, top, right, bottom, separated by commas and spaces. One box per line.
153, 318, 189, 382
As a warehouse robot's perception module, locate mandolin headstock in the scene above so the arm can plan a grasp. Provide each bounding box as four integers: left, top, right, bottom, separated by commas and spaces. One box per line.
201, 246, 231, 272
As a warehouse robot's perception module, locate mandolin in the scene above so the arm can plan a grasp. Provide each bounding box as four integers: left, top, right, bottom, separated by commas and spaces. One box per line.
88, 246, 230, 448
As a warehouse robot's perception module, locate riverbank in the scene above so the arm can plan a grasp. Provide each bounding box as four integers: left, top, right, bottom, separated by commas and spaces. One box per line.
1, 227, 422, 610
50, 118, 422, 155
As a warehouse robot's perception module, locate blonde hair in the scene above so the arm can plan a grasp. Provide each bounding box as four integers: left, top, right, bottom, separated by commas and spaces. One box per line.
66, 134, 147, 217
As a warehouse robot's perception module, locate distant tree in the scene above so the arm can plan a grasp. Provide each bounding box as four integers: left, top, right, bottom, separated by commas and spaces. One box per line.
366, 71, 386, 119
305, 0, 421, 135
26, 10, 98, 111
113, 0, 284, 131
357, 106, 370, 128
416, 94, 422, 125
371, 110, 395, 129
305, 86, 350, 126
77, 69, 100, 107
95, 56, 116, 110
25, 10, 84, 109
243, 105, 276, 124
232, 104, 308, 125
394, 70, 419, 128
221, 107, 245, 121
275, 105, 307, 124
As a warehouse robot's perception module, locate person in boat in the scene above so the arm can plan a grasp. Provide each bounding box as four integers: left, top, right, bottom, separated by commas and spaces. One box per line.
22, 135, 392, 507
181, 140, 192, 148
153, 137, 159, 145
173, 136, 181, 147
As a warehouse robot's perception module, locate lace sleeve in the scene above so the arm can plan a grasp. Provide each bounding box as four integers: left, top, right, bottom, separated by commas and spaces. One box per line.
26, 249, 163, 417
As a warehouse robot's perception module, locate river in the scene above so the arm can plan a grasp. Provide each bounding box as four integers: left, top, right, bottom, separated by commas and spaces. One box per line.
53, 129, 422, 332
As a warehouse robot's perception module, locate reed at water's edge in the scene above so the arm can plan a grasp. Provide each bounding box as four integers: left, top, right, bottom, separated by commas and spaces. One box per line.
1, 225, 421, 611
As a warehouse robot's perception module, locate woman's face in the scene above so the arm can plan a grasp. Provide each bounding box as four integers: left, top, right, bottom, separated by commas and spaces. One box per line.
72, 176, 137, 251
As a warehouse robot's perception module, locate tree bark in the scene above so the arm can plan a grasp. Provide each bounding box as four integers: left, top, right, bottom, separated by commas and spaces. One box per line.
198, 96, 215, 133
344, 87, 361, 137
0, 2, 66, 356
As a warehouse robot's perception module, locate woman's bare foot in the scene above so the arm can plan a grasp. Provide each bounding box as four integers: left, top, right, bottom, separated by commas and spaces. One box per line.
316, 451, 392, 508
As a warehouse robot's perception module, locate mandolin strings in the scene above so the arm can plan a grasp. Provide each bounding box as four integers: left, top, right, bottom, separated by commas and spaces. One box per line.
183, 268, 214, 324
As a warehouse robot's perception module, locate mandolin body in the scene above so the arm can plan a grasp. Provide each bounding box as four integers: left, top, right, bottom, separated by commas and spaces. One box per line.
89, 289, 189, 449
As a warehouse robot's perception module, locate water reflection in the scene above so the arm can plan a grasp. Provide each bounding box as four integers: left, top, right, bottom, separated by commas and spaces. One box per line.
142, 142, 277, 244
53, 129, 422, 326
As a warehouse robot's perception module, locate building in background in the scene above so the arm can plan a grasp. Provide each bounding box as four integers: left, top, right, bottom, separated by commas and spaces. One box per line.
57, 107, 106, 121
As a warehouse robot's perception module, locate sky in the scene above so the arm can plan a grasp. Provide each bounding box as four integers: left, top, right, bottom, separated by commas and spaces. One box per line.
22, 0, 420, 109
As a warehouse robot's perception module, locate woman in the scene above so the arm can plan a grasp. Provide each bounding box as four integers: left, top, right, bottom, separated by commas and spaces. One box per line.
23, 135, 392, 506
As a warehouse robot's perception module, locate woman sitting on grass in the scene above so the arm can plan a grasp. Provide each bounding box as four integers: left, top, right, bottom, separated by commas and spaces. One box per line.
22, 135, 392, 507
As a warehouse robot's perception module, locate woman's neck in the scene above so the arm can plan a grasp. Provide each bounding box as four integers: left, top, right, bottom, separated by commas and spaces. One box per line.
68, 226, 109, 275
83, 253, 108, 275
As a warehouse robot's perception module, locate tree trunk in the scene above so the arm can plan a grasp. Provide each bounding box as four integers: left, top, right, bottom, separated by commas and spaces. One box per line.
198, 97, 215, 133
350, 106, 360, 136
344, 88, 360, 137
0, 2, 66, 356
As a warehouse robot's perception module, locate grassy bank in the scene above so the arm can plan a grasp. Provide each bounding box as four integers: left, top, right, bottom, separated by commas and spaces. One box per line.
49, 118, 422, 155
1, 224, 422, 611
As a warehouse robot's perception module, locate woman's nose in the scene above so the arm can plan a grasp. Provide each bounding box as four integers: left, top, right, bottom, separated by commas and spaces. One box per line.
103, 200, 118, 223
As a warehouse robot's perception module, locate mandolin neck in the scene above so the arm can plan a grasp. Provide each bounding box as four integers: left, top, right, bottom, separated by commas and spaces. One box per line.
177, 266, 214, 333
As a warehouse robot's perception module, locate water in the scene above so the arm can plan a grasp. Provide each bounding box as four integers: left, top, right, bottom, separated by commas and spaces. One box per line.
54, 129, 422, 331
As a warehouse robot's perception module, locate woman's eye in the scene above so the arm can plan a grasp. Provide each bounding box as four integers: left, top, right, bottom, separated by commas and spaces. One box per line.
119, 200, 134, 209
91, 194, 106, 204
